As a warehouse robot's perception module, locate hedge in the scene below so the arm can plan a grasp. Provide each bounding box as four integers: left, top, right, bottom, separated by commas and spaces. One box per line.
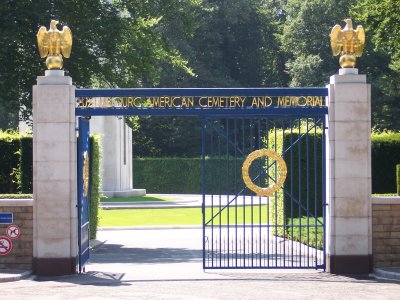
371, 132, 400, 194
19, 136, 33, 193
89, 135, 101, 240
134, 131, 400, 195
0, 194, 32, 199
397, 164, 400, 196
0, 131, 20, 193
133, 157, 245, 195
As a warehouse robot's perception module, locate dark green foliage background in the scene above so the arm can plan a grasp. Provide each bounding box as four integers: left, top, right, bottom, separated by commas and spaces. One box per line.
371, 132, 400, 194
133, 157, 245, 195
0, 132, 21, 193
1, 132, 399, 196
280, 131, 323, 220
20, 137, 33, 193
132, 132, 400, 195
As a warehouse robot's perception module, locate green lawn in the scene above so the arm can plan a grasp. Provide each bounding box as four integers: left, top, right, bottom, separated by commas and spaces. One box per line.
99, 205, 267, 226
99, 206, 324, 249
100, 195, 173, 203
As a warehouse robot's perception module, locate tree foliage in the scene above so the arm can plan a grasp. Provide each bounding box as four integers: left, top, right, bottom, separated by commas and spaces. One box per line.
0, 0, 399, 152
354, 0, 400, 73
0, 0, 195, 129
352, 0, 400, 131
280, 0, 353, 86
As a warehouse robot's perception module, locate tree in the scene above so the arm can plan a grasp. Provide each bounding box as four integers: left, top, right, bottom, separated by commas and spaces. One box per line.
354, 0, 400, 73
352, 0, 400, 130
130, 0, 289, 157
0, 0, 195, 129
279, 0, 352, 87
278, 0, 400, 130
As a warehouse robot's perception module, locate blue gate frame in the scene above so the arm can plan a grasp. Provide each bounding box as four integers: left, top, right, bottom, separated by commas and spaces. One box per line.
77, 117, 90, 273
75, 87, 328, 271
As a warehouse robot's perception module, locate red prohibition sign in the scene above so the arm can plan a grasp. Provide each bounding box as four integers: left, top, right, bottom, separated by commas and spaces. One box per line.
0, 236, 12, 255
6, 225, 21, 239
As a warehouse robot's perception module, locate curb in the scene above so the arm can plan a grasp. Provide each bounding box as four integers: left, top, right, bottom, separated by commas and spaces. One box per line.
373, 268, 400, 282
0, 270, 32, 282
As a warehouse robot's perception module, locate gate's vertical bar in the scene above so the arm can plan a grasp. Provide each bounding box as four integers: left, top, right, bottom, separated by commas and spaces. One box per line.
266, 118, 270, 267
77, 117, 83, 273
202, 117, 207, 269
274, 118, 278, 267
298, 118, 302, 267
290, 119, 294, 267
322, 116, 327, 270
218, 119, 222, 267
314, 117, 318, 268
234, 118, 238, 267
242, 118, 246, 267
226, 119, 230, 267
306, 118, 310, 267
258, 118, 262, 267
210, 118, 214, 267
250, 119, 254, 267
281, 119, 286, 267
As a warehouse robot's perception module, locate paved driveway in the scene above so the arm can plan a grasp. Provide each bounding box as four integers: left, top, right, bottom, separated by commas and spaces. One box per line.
1, 228, 400, 299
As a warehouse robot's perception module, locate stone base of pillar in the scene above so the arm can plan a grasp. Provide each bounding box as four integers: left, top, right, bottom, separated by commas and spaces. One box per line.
33, 257, 76, 276
102, 189, 146, 198
326, 255, 373, 274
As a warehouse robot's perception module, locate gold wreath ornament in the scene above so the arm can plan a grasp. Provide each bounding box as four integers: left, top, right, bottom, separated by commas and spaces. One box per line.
242, 149, 287, 197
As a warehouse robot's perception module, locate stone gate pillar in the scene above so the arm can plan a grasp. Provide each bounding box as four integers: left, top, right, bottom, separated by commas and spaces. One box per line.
32, 70, 77, 275
326, 69, 372, 273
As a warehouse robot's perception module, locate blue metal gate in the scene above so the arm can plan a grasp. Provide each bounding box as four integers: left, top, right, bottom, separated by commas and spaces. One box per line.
75, 87, 327, 271
201, 114, 326, 269
77, 117, 90, 273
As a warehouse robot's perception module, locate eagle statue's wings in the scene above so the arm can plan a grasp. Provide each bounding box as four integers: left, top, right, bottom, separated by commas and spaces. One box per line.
354, 25, 365, 57
37, 26, 49, 58
60, 26, 72, 58
330, 24, 342, 56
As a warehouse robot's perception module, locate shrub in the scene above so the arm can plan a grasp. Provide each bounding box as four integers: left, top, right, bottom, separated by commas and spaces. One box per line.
371, 132, 400, 194
89, 135, 101, 240
0, 130, 20, 193
397, 164, 400, 196
19, 137, 33, 193
133, 157, 244, 194
0, 194, 32, 199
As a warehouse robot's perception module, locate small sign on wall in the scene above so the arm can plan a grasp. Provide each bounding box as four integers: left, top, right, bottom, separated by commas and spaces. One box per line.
0, 213, 13, 224
0, 236, 12, 255
6, 225, 20, 239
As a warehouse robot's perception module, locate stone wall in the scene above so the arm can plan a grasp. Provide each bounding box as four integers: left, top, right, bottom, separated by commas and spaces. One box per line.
0, 199, 33, 270
372, 196, 400, 267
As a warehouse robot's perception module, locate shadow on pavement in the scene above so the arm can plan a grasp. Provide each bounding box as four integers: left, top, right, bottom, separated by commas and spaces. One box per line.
34, 271, 128, 286
91, 243, 202, 264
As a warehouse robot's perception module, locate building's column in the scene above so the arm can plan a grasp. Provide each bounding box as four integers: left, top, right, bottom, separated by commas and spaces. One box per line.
326, 69, 372, 273
32, 70, 77, 275
90, 116, 145, 198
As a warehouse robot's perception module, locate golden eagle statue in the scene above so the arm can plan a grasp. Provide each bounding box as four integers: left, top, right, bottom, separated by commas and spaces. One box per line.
330, 18, 365, 68
37, 20, 72, 70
